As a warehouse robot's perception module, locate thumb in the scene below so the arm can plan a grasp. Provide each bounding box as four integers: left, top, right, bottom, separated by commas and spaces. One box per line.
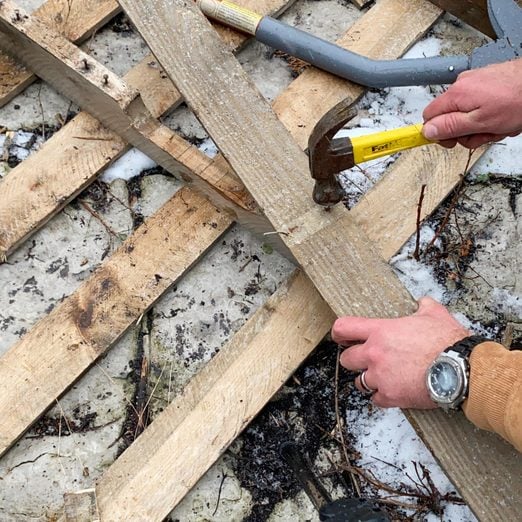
423, 111, 478, 141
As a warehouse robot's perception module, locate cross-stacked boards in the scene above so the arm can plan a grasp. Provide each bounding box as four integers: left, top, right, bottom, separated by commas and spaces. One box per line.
0, 0, 520, 520
0, 0, 121, 106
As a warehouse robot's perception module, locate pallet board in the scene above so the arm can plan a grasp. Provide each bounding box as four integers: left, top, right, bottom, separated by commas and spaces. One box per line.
0, 0, 520, 520
0, 0, 437, 458
0, 0, 120, 106
0, 0, 295, 260
117, 0, 522, 519
0, 188, 232, 457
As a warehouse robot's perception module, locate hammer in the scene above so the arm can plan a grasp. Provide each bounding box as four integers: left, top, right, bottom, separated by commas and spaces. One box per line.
308, 99, 433, 207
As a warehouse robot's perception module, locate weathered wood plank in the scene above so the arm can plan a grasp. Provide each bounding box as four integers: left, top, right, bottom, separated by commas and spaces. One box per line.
1, 0, 516, 512
0, 0, 296, 260
0, 0, 436, 261
428, 0, 493, 36
0, 0, 120, 106
119, 0, 418, 317
95, 269, 335, 521
0, 188, 232, 457
117, 0, 522, 519
0, 0, 439, 457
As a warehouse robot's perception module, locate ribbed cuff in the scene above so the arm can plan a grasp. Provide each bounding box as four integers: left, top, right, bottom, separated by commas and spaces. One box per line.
463, 342, 522, 450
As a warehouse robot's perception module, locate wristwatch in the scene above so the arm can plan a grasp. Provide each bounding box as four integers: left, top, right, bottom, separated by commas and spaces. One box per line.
426, 335, 489, 410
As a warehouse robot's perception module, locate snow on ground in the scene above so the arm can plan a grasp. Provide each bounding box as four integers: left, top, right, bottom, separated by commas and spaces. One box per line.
1, 4, 519, 520
335, 30, 519, 522
100, 147, 157, 182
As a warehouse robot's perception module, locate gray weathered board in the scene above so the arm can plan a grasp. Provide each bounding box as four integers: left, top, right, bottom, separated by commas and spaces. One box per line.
117, 1, 522, 520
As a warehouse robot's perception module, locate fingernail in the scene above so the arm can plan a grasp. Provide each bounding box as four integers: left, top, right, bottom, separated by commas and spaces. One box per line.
423, 123, 438, 140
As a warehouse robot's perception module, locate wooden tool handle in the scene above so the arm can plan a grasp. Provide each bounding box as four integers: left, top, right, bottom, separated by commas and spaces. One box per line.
197, 0, 261, 35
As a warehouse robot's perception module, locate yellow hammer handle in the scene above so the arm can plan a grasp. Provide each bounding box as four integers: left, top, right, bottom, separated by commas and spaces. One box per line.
351, 124, 433, 165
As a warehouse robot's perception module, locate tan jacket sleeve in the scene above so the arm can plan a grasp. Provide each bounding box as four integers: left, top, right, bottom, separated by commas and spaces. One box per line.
463, 341, 522, 452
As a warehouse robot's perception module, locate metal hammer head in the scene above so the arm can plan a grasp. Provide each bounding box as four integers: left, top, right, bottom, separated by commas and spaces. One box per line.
308, 99, 357, 207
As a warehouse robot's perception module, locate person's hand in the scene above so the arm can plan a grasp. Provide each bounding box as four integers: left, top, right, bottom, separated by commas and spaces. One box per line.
331, 297, 470, 409
422, 58, 522, 149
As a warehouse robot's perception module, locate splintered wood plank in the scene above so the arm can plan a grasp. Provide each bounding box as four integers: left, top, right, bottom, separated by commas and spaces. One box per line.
0, 188, 232, 458
117, 0, 522, 519
0, 0, 294, 260
0, 0, 120, 106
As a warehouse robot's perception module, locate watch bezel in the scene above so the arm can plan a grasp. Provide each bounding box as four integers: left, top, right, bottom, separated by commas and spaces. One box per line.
426, 351, 469, 409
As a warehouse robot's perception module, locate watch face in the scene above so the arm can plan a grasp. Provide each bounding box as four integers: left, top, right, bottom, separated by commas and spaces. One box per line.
428, 360, 462, 401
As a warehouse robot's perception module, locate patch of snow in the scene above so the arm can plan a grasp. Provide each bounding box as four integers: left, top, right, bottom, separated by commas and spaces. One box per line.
0, 130, 44, 163
100, 148, 157, 182
348, 406, 477, 522
199, 137, 218, 158
402, 37, 442, 60
12, 130, 34, 147
470, 137, 522, 177
12, 146, 30, 161
490, 288, 522, 317
451, 312, 496, 337
100, 139, 219, 183
390, 226, 448, 303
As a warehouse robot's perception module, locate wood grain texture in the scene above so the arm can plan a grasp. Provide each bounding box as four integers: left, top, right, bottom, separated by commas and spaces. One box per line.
0, 0, 120, 106
120, 0, 417, 318
428, 0, 492, 35
0, 188, 232, 457
95, 270, 335, 521
0, 0, 294, 260
118, 0, 522, 519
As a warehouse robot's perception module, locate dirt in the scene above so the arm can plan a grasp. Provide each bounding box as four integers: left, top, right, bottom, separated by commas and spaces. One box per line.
232, 341, 401, 521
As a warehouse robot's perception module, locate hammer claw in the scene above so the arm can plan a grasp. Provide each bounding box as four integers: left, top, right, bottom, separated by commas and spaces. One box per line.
308, 99, 358, 207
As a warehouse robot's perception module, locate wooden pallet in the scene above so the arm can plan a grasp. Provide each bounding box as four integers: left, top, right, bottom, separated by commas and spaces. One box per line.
0, 0, 521, 520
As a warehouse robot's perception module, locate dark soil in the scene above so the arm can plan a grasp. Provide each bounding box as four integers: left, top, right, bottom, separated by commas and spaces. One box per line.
230, 340, 387, 522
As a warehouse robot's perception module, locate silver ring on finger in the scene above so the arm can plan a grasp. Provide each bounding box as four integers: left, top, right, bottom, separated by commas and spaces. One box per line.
359, 370, 376, 395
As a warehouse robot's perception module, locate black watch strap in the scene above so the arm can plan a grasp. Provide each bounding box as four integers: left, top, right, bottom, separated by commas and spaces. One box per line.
445, 335, 490, 359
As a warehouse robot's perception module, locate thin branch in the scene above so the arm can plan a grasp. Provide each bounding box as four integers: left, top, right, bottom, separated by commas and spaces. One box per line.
413, 184, 427, 260
425, 149, 476, 254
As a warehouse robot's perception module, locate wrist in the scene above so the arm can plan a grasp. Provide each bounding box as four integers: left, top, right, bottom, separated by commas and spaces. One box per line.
426, 335, 490, 410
